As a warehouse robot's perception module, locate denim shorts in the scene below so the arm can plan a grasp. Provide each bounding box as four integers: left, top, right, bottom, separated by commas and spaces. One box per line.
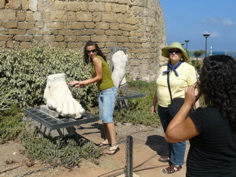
98, 86, 117, 123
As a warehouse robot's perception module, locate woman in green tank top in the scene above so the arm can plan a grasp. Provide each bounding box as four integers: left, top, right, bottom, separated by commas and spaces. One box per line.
69, 41, 119, 155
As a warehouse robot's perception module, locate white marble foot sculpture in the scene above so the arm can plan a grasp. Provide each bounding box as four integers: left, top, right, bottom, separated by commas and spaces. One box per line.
111, 50, 128, 88
43, 73, 85, 118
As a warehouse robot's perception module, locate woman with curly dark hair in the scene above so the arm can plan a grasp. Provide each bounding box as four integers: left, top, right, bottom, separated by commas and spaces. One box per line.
165, 55, 236, 176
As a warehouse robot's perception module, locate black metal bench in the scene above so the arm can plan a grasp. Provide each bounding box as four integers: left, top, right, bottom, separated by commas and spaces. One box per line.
24, 107, 99, 137
116, 90, 145, 109
24, 107, 99, 130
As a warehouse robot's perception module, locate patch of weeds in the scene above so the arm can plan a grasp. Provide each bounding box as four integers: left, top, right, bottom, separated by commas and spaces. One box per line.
19, 128, 101, 168
0, 105, 24, 144
5, 159, 15, 165
115, 81, 160, 127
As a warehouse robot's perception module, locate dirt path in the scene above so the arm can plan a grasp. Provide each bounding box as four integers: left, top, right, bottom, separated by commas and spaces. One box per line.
0, 120, 189, 177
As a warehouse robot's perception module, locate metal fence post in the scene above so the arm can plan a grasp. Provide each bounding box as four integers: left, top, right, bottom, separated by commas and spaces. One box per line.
125, 136, 133, 177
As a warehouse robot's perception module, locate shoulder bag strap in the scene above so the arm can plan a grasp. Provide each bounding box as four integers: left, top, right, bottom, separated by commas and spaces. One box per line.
167, 64, 173, 103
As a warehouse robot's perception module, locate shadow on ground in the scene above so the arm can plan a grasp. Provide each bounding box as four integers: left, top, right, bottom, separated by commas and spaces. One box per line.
145, 135, 169, 157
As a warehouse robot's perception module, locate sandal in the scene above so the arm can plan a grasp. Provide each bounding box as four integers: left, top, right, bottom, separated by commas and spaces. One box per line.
106, 144, 120, 155
96, 142, 110, 147
162, 164, 182, 174
158, 156, 170, 162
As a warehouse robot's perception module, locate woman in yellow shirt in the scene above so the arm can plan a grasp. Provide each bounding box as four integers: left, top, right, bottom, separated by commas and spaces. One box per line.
151, 42, 199, 173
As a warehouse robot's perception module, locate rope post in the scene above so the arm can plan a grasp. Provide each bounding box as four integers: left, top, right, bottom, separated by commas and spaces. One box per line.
125, 136, 133, 177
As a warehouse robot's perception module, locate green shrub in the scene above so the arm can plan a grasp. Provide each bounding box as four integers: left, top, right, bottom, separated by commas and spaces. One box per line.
0, 44, 97, 110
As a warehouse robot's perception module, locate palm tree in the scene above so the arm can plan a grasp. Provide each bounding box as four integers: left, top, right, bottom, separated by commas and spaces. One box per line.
193, 50, 205, 60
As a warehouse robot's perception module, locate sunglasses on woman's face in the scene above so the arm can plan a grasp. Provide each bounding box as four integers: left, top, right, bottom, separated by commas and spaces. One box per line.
169, 49, 182, 54
86, 49, 97, 54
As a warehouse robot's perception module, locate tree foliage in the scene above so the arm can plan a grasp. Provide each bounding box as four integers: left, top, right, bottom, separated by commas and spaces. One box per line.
193, 50, 205, 59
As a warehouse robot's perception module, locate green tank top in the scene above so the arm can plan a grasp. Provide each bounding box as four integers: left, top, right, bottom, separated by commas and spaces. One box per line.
92, 55, 115, 91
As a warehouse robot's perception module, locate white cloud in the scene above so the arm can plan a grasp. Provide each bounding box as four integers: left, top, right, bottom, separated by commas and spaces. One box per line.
202, 18, 234, 26
210, 31, 220, 37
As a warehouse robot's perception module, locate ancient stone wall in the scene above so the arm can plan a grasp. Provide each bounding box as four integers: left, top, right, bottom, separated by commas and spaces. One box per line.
0, 0, 166, 81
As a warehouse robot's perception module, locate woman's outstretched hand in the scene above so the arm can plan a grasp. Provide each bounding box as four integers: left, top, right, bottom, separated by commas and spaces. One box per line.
68, 80, 82, 88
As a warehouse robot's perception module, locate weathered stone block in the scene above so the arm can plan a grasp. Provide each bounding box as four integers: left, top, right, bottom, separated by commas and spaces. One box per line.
105, 30, 121, 36
76, 12, 92, 22
88, 2, 105, 12
59, 30, 73, 35
8, 29, 25, 35
111, 4, 128, 13
64, 35, 76, 42
102, 12, 117, 23
5, 0, 21, 9
0, 29, 8, 35
77, 36, 90, 42
27, 30, 38, 35
41, 12, 51, 22
108, 36, 117, 42
51, 30, 58, 35
67, 12, 76, 21
34, 35, 43, 41
47, 22, 64, 30
70, 22, 84, 30
119, 24, 133, 31
55, 35, 64, 42
35, 22, 44, 29
93, 12, 102, 22
0, 10, 16, 21
110, 23, 119, 30
2, 22, 17, 29
129, 59, 141, 66
43, 35, 55, 41
37, 0, 54, 11
79, 29, 95, 35
51, 42, 67, 48
29, 0, 37, 11
14, 35, 33, 42
0, 41, 6, 47
117, 36, 129, 42
17, 11, 26, 21
66, 2, 79, 11
18, 22, 35, 29
54, 1, 65, 10
0, 0, 5, 9
67, 42, 80, 49
50, 11, 67, 22
26, 11, 41, 21
95, 30, 105, 35
95, 22, 109, 30
21, 0, 29, 10
0, 35, 13, 41
84, 22, 95, 29
37, 30, 51, 35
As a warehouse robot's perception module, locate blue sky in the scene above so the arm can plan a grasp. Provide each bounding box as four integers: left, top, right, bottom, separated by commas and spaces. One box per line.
159, 0, 236, 51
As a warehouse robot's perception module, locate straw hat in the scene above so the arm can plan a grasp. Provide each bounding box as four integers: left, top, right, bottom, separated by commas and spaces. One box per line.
161, 42, 189, 61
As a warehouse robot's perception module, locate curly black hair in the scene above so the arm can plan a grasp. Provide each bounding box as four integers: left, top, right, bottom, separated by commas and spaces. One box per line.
199, 55, 236, 130
83, 40, 107, 64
